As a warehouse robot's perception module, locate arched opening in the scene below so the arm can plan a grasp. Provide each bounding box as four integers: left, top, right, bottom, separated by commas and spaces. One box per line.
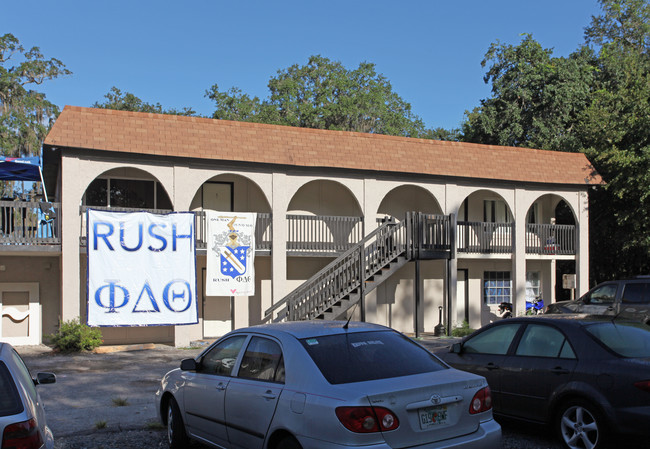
457, 190, 513, 254
525, 195, 579, 305
189, 174, 271, 213
189, 174, 272, 336
82, 167, 172, 210
377, 185, 442, 222
287, 180, 363, 252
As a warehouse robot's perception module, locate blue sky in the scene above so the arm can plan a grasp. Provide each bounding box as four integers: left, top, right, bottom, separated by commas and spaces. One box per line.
3, 0, 601, 131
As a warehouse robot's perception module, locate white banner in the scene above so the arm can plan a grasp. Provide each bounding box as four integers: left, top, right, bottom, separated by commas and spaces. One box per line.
206, 211, 256, 296
87, 210, 198, 327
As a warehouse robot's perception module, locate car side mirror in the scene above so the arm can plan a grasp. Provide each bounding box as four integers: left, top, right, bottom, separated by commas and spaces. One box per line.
34, 372, 56, 385
180, 358, 198, 371
451, 343, 463, 354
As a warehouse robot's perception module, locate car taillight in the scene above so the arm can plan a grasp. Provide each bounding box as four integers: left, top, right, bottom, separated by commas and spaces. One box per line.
336, 406, 399, 433
635, 380, 650, 392
469, 386, 493, 414
2, 418, 43, 449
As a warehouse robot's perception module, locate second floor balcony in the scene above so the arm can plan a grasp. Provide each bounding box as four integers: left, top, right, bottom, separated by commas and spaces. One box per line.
0, 200, 60, 248
457, 221, 576, 256
4, 203, 577, 258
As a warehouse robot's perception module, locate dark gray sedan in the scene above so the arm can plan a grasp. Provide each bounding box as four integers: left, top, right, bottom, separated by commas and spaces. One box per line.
435, 315, 650, 449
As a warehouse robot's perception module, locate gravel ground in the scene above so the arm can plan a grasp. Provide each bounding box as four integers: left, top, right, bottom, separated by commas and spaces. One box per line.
15, 342, 613, 449
50, 421, 563, 449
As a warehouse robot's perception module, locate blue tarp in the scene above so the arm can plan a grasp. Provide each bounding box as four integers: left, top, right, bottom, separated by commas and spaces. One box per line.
0, 156, 42, 181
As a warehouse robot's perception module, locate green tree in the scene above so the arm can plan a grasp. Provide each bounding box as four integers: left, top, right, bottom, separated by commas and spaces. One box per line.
462, 35, 596, 151
580, 0, 650, 279
461, 0, 650, 279
0, 33, 71, 157
93, 86, 196, 116
207, 55, 429, 138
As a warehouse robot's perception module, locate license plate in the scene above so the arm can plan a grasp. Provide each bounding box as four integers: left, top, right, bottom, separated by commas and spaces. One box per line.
418, 405, 448, 429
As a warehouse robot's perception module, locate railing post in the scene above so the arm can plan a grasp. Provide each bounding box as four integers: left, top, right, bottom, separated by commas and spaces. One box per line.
449, 214, 456, 259
359, 243, 365, 322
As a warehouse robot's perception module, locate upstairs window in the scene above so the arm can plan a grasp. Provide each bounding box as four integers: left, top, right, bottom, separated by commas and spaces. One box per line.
84, 178, 172, 210
484, 199, 512, 223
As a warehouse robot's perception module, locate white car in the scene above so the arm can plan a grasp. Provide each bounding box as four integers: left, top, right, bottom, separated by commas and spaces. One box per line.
0, 342, 56, 449
156, 321, 501, 449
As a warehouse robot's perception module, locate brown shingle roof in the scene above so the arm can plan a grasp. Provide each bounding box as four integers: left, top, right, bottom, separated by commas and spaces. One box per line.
44, 106, 603, 186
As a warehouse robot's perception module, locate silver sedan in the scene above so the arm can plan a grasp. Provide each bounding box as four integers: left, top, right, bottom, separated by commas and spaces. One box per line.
156, 321, 501, 449
0, 342, 56, 449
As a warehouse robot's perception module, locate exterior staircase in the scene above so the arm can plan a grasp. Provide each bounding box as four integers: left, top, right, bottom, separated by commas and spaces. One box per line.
265, 212, 454, 322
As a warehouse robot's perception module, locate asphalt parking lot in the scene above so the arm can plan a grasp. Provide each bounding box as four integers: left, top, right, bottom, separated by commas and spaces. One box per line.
15, 338, 569, 449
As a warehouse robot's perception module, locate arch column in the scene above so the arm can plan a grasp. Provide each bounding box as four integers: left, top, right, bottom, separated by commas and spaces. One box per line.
60, 156, 82, 322
576, 191, 590, 296
513, 189, 527, 316
271, 173, 290, 306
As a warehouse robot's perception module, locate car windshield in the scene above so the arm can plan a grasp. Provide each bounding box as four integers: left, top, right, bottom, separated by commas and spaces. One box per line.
0, 361, 23, 417
300, 330, 446, 384
585, 321, 650, 358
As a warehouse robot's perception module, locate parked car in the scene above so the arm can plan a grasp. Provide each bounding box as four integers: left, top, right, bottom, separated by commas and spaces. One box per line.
156, 321, 501, 449
434, 315, 650, 449
545, 276, 650, 324
0, 342, 56, 449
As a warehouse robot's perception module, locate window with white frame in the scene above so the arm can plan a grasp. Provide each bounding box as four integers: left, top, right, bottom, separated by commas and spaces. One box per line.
484, 199, 512, 223
484, 271, 512, 305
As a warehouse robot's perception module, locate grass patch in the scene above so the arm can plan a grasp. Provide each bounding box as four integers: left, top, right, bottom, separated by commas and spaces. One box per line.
451, 320, 475, 337
95, 420, 107, 430
145, 420, 165, 430
111, 397, 129, 407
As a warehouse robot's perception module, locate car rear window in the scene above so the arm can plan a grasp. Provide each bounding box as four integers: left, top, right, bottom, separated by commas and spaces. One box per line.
0, 361, 23, 417
585, 322, 650, 358
300, 330, 446, 384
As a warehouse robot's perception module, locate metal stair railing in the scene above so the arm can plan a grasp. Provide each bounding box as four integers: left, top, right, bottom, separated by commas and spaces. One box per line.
265, 218, 408, 322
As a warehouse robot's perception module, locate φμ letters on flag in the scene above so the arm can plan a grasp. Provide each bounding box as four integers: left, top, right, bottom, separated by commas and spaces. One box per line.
87, 210, 198, 327
206, 211, 256, 296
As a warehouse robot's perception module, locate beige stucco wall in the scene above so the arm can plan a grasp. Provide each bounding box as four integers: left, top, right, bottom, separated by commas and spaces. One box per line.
0, 256, 60, 340
54, 150, 592, 346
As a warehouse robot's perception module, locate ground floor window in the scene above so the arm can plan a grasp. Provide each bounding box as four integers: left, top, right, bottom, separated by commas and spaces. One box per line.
484, 271, 511, 305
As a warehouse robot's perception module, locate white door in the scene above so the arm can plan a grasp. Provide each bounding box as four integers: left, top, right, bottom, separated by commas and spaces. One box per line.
202, 182, 232, 212
0, 283, 40, 345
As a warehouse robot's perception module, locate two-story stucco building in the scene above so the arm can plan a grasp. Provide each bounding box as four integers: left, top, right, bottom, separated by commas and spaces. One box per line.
0, 106, 602, 346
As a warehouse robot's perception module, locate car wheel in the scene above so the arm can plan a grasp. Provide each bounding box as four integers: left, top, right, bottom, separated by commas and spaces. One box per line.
276, 435, 302, 449
556, 399, 606, 449
167, 398, 188, 449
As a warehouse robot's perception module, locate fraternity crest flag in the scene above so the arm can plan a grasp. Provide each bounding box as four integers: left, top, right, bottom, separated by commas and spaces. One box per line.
206, 211, 256, 296
87, 210, 198, 327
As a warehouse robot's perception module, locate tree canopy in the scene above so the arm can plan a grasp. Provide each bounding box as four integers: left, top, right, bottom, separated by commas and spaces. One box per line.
461, 0, 650, 280
93, 86, 196, 116
0, 33, 70, 157
206, 55, 430, 138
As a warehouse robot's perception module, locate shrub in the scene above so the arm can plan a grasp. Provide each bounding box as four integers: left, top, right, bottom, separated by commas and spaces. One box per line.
48, 318, 103, 352
451, 320, 474, 337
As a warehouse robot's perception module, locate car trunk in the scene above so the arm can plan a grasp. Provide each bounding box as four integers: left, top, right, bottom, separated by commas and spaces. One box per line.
362, 370, 485, 448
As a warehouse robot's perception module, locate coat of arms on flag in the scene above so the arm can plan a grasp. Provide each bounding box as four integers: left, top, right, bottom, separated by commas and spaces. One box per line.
220, 221, 251, 278
206, 211, 256, 296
